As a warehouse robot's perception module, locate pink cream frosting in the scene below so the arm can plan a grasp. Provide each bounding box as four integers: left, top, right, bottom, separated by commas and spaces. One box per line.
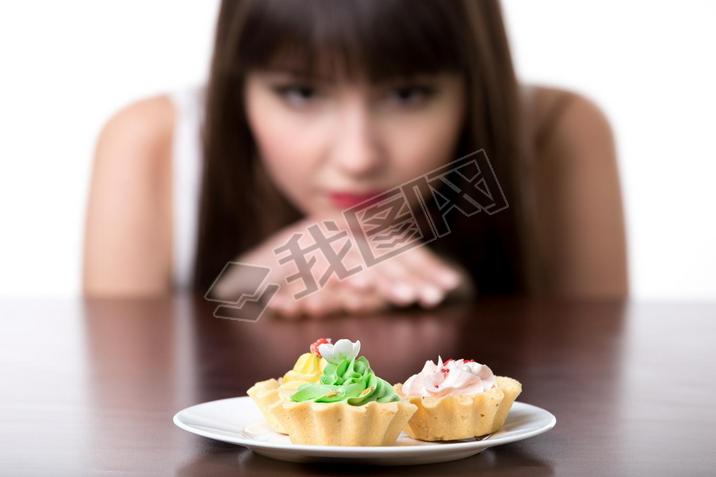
401, 357, 496, 397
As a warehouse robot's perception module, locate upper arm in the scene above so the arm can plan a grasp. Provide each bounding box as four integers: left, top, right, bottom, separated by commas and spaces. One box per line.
83, 96, 175, 296
533, 89, 628, 298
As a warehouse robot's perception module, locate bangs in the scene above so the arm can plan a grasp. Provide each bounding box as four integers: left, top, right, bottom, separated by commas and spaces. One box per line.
237, 0, 470, 80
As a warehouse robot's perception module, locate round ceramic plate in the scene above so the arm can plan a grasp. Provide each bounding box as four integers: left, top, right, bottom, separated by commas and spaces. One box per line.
173, 396, 556, 465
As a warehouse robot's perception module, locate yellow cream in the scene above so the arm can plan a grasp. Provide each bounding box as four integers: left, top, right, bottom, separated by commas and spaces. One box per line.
277, 352, 326, 399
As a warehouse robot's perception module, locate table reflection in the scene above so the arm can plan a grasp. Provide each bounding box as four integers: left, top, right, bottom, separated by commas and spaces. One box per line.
80, 295, 628, 475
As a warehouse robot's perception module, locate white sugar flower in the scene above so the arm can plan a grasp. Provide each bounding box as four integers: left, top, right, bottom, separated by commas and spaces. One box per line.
318, 338, 361, 364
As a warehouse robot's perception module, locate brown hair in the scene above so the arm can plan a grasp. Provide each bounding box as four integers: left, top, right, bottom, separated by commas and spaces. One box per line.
194, 0, 534, 295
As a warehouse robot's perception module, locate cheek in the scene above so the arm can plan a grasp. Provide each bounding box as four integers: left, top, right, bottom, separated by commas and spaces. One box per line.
245, 91, 326, 210
380, 99, 465, 183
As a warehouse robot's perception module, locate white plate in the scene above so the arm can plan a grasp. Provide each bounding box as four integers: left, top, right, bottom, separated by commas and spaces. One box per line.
173, 396, 556, 465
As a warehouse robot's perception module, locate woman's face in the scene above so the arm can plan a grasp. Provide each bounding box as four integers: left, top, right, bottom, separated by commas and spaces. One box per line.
244, 69, 466, 216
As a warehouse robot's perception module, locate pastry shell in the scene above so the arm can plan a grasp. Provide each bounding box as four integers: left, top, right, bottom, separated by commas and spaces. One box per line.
280, 399, 418, 446
247, 378, 291, 434
395, 376, 522, 441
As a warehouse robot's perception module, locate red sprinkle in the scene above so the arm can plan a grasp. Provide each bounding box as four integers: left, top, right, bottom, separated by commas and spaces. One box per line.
310, 338, 332, 357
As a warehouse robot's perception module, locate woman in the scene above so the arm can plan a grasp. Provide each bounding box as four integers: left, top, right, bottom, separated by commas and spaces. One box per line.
83, 0, 627, 316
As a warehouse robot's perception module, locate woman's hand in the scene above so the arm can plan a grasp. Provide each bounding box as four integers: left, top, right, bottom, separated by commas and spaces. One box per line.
212, 215, 474, 318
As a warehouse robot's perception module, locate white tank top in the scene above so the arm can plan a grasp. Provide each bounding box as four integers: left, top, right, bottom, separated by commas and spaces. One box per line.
169, 86, 205, 290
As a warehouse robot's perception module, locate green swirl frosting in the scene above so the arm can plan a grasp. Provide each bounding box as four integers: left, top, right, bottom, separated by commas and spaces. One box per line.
290, 355, 399, 405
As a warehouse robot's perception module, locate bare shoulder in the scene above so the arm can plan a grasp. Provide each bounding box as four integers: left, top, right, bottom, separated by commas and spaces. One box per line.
525, 85, 627, 299
97, 95, 176, 163
528, 85, 615, 158
84, 95, 177, 296
91, 95, 177, 203
90, 95, 177, 224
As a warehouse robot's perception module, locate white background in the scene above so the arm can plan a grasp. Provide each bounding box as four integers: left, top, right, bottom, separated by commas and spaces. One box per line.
0, 0, 714, 299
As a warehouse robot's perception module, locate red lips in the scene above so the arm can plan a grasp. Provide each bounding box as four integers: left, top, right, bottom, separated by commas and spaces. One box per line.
328, 191, 384, 209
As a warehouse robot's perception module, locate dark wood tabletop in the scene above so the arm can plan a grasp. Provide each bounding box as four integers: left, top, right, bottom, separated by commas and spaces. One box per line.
1, 296, 714, 476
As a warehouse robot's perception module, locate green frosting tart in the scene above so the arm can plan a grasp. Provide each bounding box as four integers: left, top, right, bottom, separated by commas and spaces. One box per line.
290, 339, 399, 405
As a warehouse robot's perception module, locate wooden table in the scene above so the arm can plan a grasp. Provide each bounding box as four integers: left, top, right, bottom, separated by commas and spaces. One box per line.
1, 296, 714, 476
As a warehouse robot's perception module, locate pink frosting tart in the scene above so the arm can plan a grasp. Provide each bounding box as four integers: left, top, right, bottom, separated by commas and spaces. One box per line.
401, 357, 496, 397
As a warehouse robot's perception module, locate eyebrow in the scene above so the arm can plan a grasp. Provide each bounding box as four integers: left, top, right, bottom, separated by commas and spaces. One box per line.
255, 64, 446, 87
261, 67, 321, 79
258, 70, 349, 89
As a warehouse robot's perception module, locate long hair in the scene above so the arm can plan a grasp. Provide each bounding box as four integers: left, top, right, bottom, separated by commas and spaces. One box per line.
193, 0, 535, 295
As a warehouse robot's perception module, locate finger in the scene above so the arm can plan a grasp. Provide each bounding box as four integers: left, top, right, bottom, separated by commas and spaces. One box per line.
334, 283, 388, 315
356, 289, 390, 314
340, 270, 371, 291
318, 239, 367, 290
393, 247, 467, 306
383, 252, 446, 308
366, 261, 419, 306
299, 285, 344, 319
333, 285, 364, 314
408, 247, 462, 291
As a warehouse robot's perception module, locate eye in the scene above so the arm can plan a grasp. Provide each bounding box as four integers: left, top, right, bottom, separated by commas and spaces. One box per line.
272, 84, 318, 108
387, 85, 436, 107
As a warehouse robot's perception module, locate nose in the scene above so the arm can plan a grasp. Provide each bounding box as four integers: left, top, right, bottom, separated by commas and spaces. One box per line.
328, 93, 385, 178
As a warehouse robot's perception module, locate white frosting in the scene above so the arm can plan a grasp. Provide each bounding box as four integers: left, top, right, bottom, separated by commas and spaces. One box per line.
401, 356, 496, 397
317, 338, 361, 364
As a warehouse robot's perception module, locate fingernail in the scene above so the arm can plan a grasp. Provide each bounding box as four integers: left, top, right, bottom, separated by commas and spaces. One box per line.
351, 274, 369, 288
421, 286, 445, 307
392, 283, 415, 302
438, 271, 460, 288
